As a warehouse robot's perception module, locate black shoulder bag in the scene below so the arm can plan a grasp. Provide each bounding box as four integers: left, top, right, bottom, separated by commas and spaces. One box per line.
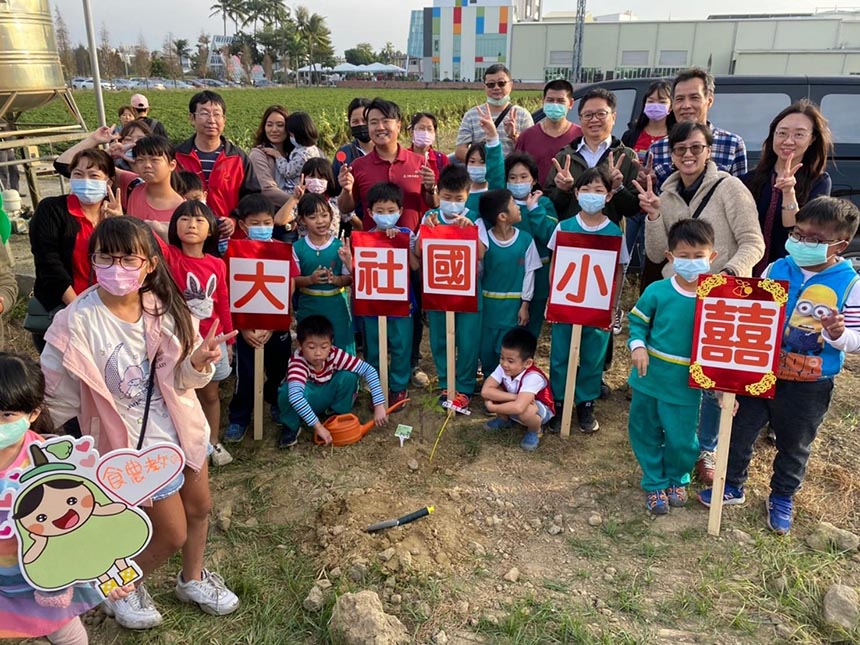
136, 361, 157, 451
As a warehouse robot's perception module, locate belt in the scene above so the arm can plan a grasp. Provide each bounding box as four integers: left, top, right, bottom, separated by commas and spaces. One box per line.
300, 287, 346, 297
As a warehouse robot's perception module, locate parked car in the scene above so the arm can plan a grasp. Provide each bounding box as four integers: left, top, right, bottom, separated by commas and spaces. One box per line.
200, 78, 226, 87
166, 80, 193, 89
70, 77, 88, 89
253, 79, 279, 88
112, 78, 135, 90
535, 75, 860, 265
80, 78, 115, 90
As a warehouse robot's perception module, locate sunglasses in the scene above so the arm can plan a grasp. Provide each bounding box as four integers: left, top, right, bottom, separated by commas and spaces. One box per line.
485, 81, 509, 89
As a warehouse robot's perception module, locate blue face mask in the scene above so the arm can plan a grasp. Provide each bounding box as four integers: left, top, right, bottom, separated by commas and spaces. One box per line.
289, 135, 298, 147
487, 95, 511, 107
0, 415, 30, 449
672, 257, 711, 282
507, 182, 532, 200
467, 165, 487, 183
218, 238, 229, 254
246, 225, 274, 242
70, 178, 108, 205
578, 192, 607, 215
543, 103, 568, 122
785, 236, 835, 267
372, 213, 401, 230
439, 200, 466, 217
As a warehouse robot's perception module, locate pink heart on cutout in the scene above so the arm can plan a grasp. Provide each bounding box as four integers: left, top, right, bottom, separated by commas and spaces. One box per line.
80, 454, 96, 469
96, 443, 185, 506
0, 523, 12, 539
0, 489, 13, 509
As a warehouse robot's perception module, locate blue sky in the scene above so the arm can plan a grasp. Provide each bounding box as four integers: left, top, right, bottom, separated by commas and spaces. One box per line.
61, 0, 833, 54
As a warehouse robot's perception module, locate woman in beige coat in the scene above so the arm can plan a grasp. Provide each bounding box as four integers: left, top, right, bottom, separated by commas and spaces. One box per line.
638, 121, 764, 278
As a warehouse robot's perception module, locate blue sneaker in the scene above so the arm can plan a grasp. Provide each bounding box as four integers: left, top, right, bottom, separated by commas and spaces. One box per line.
520, 431, 540, 452
224, 423, 247, 443
767, 495, 793, 535
696, 484, 746, 508
484, 417, 512, 432
646, 490, 669, 515
278, 426, 301, 449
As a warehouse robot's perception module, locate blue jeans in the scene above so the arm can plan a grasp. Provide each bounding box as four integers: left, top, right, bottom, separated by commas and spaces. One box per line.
698, 390, 721, 452
625, 212, 646, 273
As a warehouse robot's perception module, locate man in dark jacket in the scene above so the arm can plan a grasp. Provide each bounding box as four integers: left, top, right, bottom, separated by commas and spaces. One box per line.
130, 93, 169, 139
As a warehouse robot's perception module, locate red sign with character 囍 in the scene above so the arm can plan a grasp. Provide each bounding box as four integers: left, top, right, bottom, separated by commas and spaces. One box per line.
689, 275, 789, 398
350, 231, 411, 317
545, 232, 622, 329
420, 224, 479, 313
226, 239, 293, 330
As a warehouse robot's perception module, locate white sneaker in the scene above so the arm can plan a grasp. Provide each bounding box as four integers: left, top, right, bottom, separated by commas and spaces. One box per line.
175, 569, 240, 616
411, 366, 430, 388
612, 309, 624, 335
102, 583, 163, 629
210, 443, 233, 467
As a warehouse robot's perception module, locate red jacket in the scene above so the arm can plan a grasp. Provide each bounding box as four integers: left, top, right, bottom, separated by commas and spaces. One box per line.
175, 136, 260, 223
519, 365, 556, 415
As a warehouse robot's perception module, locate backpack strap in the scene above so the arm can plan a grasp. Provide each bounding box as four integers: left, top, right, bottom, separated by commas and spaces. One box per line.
692, 177, 727, 220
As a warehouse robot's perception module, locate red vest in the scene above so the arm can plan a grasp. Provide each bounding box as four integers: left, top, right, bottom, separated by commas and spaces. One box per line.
516, 365, 556, 415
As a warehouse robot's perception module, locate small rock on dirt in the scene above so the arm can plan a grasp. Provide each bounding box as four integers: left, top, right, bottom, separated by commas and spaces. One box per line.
471, 541, 486, 555
548, 525, 563, 536
587, 513, 602, 527
332, 525, 345, 536
330, 567, 342, 578
433, 630, 449, 644
317, 579, 333, 591
767, 575, 788, 596
503, 567, 520, 583
727, 528, 754, 545
330, 591, 409, 645
807, 522, 860, 553
348, 562, 368, 583
216, 502, 232, 532
379, 547, 396, 562
656, 628, 698, 642
822, 584, 860, 631
407, 459, 419, 471
303, 585, 325, 612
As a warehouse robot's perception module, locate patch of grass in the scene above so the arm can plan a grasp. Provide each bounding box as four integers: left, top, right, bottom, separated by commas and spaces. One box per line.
608, 571, 651, 618
636, 541, 661, 561
568, 536, 609, 559
542, 579, 569, 593
601, 518, 621, 540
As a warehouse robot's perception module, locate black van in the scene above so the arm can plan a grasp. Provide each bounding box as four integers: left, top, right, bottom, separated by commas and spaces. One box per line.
542, 76, 860, 264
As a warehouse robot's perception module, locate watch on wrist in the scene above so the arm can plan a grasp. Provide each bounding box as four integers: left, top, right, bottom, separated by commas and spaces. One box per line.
782, 202, 799, 211
723, 267, 737, 277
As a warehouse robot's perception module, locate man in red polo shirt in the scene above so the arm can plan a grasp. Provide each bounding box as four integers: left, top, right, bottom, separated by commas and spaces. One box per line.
337, 98, 438, 232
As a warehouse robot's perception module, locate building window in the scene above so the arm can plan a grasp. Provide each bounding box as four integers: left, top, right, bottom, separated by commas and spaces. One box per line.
659, 50, 687, 67
549, 51, 572, 67
620, 50, 649, 67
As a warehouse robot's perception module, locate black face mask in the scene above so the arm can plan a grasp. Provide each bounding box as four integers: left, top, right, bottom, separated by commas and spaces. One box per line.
351, 124, 371, 144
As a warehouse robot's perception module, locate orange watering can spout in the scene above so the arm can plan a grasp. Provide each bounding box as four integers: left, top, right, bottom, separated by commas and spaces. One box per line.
315, 398, 410, 446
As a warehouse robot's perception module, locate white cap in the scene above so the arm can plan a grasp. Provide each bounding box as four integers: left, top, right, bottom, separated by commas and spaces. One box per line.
130, 93, 149, 109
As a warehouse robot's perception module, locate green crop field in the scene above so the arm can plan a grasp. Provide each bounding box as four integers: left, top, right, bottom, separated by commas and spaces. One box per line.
20, 87, 544, 154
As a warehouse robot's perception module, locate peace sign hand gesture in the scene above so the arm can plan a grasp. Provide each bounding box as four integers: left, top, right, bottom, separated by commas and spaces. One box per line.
504, 106, 519, 141
774, 152, 803, 195
552, 155, 575, 192
91, 125, 117, 146
632, 174, 661, 219
292, 173, 306, 200
101, 186, 123, 218
337, 237, 353, 270
476, 104, 498, 140
191, 322, 239, 372
635, 151, 655, 186
607, 151, 625, 190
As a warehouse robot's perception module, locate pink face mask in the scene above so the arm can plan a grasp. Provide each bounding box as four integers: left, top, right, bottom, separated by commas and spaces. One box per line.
305, 177, 328, 194
412, 130, 435, 147
94, 264, 143, 296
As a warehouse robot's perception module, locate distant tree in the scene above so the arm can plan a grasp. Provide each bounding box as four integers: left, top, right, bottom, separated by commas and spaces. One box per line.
73, 44, 91, 77
209, 0, 231, 37
193, 32, 211, 78
379, 42, 396, 64
53, 7, 75, 79
229, 31, 262, 65
150, 51, 168, 79
344, 42, 375, 66
295, 6, 334, 82
174, 38, 190, 74
162, 34, 181, 82
220, 44, 237, 81
240, 43, 254, 83
98, 22, 121, 81
133, 35, 151, 78
257, 26, 282, 79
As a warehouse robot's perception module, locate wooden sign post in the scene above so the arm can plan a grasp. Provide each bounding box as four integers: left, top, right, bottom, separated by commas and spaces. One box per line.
546, 232, 622, 437
379, 316, 389, 408
688, 275, 788, 536
226, 239, 293, 440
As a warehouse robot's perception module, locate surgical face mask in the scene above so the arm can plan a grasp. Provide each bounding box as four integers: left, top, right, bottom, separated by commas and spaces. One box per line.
0, 415, 30, 450
467, 165, 487, 183
412, 130, 435, 147
246, 225, 274, 242
578, 192, 607, 215
351, 124, 370, 143
94, 264, 143, 297
487, 95, 511, 107
785, 236, 834, 267
543, 103, 568, 122
305, 178, 328, 194
218, 238, 229, 254
289, 135, 298, 147
507, 182, 532, 200
70, 178, 108, 205
439, 200, 466, 217
372, 213, 401, 230
672, 257, 711, 282
643, 103, 670, 121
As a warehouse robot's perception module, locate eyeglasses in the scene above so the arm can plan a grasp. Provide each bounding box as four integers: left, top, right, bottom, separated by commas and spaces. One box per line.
485, 81, 509, 89
580, 110, 611, 122
774, 130, 812, 142
671, 143, 708, 157
788, 231, 842, 247
91, 253, 147, 270
195, 110, 225, 121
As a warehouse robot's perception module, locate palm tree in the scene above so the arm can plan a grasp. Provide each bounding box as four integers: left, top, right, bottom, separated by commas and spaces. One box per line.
295, 6, 333, 85
209, 0, 231, 36
174, 38, 190, 76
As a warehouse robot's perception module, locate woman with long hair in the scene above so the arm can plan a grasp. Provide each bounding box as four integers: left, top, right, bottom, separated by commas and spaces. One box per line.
248, 105, 292, 209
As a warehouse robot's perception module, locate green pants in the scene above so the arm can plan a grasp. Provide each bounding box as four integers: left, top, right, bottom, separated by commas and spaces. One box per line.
479, 327, 508, 378
363, 315, 413, 393
550, 323, 609, 405
627, 389, 700, 490
428, 309, 481, 395
278, 370, 359, 430
296, 290, 355, 355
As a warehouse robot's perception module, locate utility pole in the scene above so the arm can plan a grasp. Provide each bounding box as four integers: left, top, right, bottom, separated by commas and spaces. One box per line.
82, 0, 106, 127
571, 0, 586, 84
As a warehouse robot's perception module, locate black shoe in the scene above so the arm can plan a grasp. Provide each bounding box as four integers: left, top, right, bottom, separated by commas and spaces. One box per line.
547, 402, 563, 434
600, 379, 610, 400
576, 401, 600, 434
278, 426, 301, 449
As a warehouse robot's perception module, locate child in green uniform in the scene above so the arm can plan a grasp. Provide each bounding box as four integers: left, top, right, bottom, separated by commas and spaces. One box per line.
293, 194, 355, 354
464, 104, 506, 214
628, 219, 716, 514
346, 182, 419, 406
477, 189, 542, 376
504, 152, 559, 339
547, 168, 628, 434
417, 165, 485, 412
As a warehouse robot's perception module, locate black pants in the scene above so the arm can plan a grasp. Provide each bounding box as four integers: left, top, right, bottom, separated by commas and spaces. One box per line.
410, 267, 423, 366
726, 378, 834, 498
228, 330, 292, 426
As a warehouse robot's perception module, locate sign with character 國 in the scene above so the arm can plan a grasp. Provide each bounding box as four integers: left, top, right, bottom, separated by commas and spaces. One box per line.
0, 436, 184, 598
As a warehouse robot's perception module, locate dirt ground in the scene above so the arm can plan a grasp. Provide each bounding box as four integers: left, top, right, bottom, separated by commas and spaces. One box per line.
5, 259, 860, 644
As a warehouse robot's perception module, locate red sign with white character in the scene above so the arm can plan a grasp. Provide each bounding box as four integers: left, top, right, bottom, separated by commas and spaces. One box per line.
545, 232, 622, 329
351, 231, 411, 317
420, 224, 479, 313
226, 240, 292, 330
689, 275, 788, 398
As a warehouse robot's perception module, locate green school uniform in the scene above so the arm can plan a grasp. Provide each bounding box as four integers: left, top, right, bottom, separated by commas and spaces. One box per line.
465, 139, 505, 214
515, 195, 558, 338
294, 236, 355, 354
